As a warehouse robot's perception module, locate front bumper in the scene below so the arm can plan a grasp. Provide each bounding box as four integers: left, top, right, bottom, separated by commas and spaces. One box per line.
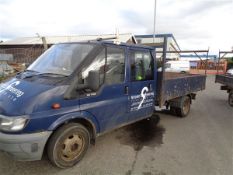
0, 131, 52, 161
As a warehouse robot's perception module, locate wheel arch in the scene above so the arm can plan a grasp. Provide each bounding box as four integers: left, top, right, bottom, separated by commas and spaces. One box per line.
48, 111, 100, 144
187, 94, 194, 104
169, 94, 192, 108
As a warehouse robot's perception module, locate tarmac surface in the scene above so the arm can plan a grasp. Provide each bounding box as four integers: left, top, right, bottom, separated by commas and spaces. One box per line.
0, 75, 232, 175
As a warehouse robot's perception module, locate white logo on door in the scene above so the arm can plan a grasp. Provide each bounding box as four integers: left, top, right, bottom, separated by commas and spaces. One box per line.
130, 86, 154, 112
138, 87, 149, 109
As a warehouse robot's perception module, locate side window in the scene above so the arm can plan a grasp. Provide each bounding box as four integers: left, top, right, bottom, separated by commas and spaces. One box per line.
82, 49, 106, 86
80, 46, 125, 93
130, 50, 153, 81
105, 47, 125, 84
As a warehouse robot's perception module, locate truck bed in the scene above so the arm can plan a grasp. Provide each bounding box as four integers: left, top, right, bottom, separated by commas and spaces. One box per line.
156, 72, 206, 106
215, 74, 233, 88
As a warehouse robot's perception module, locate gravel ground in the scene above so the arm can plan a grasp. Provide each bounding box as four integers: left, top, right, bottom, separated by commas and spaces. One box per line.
0, 75, 232, 175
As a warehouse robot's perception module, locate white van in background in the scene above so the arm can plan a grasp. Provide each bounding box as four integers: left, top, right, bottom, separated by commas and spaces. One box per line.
226, 68, 233, 75
158, 60, 190, 73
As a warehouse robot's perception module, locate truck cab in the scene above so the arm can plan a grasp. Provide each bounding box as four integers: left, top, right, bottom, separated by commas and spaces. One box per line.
0, 41, 157, 168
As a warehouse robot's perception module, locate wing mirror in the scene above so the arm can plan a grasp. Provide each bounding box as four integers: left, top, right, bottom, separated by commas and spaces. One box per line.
86, 70, 100, 91
76, 70, 100, 92
64, 70, 101, 99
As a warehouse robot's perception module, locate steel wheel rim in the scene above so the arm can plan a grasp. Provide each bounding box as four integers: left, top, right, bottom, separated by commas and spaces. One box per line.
59, 132, 85, 162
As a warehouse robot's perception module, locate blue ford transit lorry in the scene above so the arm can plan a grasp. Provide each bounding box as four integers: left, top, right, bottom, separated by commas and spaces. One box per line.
0, 37, 206, 168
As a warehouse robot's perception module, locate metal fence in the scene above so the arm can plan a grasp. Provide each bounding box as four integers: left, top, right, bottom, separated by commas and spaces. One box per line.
0, 46, 44, 64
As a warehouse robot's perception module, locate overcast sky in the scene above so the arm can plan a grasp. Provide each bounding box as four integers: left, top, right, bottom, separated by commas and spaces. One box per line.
0, 0, 232, 54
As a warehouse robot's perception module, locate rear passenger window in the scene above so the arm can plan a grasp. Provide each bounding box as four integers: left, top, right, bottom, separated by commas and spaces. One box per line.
130, 50, 153, 81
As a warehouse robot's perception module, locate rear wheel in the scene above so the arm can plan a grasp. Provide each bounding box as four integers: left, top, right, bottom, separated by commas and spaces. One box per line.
47, 123, 90, 168
176, 96, 191, 117
228, 92, 233, 107
170, 107, 177, 115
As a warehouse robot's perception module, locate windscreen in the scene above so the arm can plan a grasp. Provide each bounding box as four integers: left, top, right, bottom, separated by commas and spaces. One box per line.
28, 43, 95, 76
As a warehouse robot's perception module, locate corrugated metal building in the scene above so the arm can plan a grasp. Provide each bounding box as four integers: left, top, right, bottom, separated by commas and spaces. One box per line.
0, 33, 137, 64
0, 33, 137, 46
0, 33, 181, 64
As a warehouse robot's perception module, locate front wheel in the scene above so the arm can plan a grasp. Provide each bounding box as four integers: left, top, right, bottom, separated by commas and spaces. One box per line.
47, 123, 90, 168
228, 92, 233, 107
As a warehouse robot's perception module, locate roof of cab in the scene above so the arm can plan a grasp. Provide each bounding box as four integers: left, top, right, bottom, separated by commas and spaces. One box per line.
56, 40, 155, 51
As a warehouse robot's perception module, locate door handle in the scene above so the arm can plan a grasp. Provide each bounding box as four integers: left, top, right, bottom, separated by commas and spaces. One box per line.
124, 86, 129, 95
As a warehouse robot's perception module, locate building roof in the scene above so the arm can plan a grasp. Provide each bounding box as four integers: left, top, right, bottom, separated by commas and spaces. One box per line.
0, 33, 137, 46
135, 33, 181, 51
136, 33, 174, 38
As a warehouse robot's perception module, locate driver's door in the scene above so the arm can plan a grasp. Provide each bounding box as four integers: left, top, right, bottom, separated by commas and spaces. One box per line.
79, 45, 129, 132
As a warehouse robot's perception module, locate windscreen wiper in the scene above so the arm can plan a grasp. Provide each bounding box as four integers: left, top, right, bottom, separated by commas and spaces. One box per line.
36, 72, 68, 77
16, 69, 39, 79
19, 71, 68, 79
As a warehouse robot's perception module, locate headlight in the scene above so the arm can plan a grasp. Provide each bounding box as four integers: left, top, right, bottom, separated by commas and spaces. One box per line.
0, 115, 28, 132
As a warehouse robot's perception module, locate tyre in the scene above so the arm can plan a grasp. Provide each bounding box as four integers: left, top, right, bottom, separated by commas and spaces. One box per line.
47, 123, 90, 168
170, 107, 177, 115
176, 96, 191, 118
228, 92, 233, 107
